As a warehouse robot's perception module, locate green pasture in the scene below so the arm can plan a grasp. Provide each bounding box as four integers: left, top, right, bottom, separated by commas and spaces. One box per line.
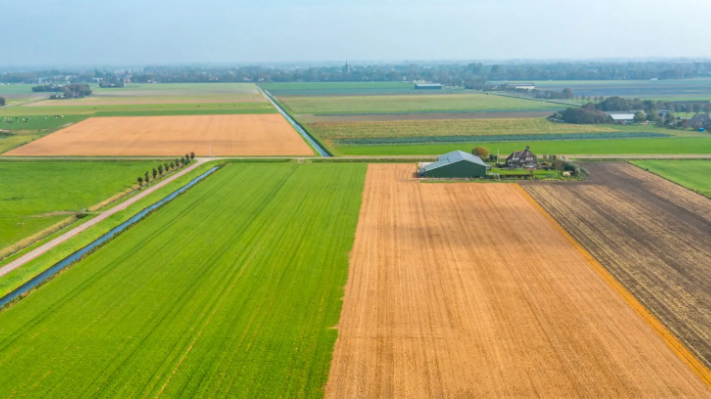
333, 136, 711, 156
0, 161, 160, 255
631, 160, 711, 198
0, 102, 275, 117
279, 93, 564, 115
260, 82, 413, 91
0, 162, 366, 398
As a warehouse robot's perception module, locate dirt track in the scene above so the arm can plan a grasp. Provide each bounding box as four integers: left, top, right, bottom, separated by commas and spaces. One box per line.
524, 162, 711, 371
326, 164, 711, 398
4, 115, 314, 157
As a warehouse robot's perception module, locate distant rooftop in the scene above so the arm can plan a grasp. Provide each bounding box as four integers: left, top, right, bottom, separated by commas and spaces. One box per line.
420, 150, 486, 173
610, 114, 636, 120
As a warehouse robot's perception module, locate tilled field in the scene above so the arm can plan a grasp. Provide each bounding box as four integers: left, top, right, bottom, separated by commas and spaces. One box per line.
326, 164, 711, 398
4, 114, 314, 156
524, 162, 711, 371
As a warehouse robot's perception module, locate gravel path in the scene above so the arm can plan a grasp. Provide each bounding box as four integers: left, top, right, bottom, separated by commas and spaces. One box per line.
0, 159, 208, 278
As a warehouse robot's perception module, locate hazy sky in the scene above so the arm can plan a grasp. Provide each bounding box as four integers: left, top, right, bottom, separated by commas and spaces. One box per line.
2, 0, 711, 66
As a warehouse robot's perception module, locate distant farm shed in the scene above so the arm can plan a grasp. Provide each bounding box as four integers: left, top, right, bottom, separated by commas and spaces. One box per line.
609, 113, 636, 124
414, 83, 442, 90
419, 150, 488, 178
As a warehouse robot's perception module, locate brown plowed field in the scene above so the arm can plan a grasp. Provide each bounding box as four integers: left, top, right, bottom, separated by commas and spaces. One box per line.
326, 164, 711, 398
524, 162, 711, 372
4, 114, 314, 156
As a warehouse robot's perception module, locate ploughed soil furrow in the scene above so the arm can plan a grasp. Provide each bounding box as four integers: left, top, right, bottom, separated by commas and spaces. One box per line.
523, 162, 711, 371
326, 164, 711, 399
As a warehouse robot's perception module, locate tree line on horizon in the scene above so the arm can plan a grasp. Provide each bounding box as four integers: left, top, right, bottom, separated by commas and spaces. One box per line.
3, 61, 711, 85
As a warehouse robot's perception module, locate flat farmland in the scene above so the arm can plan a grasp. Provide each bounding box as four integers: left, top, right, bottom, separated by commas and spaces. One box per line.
0, 160, 158, 257
4, 114, 314, 157
0, 102, 275, 117
278, 93, 564, 115
507, 79, 711, 100
632, 160, 711, 198
523, 162, 711, 371
326, 164, 711, 398
0, 163, 366, 398
306, 118, 678, 148
334, 136, 711, 156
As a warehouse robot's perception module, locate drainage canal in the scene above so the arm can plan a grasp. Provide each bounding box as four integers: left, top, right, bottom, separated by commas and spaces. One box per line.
259, 88, 331, 157
0, 166, 220, 310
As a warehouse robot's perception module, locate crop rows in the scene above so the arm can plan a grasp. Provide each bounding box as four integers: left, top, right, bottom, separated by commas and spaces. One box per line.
0, 163, 366, 398
335, 132, 672, 146
279, 93, 564, 115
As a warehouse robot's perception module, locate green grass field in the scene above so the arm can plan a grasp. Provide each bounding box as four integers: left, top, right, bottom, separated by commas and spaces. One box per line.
0, 161, 160, 255
0, 102, 275, 117
279, 93, 564, 115
333, 136, 711, 156
0, 162, 366, 398
631, 160, 711, 197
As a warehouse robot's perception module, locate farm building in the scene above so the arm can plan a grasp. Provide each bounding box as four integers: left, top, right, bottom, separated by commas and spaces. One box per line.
690, 113, 710, 128
506, 146, 539, 169
609, 113, 636, 124
414, 83, 442, 90
419, 151, 488, 178
506, 83, 536, 90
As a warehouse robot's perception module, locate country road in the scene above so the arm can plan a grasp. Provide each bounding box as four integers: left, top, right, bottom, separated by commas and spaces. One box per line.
0, 158, 210, 279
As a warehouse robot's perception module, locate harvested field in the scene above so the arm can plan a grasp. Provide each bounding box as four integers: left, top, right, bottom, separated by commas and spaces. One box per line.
296, 111, 555, 123
4, 114, 314, 156
326, 164, 711, 398
524, 162, 711, 371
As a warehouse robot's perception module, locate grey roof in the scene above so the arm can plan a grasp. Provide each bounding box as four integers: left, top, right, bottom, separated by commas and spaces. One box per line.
610, 114, 636, 120
415, 83, 442, 87
421, 150, 486, 173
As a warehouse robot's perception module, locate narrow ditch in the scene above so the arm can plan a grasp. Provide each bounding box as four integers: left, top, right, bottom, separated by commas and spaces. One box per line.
258, 87, 331, 157
0, 166, 220, 310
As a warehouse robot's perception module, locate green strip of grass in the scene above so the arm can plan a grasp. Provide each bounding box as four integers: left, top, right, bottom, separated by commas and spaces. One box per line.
333, 137, 711, 156
630, 160, 711, 198
0, 163, 366, 398
0, 160, 162, 255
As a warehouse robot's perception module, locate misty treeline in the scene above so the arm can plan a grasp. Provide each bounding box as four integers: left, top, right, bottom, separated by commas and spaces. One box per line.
32, 84, 92, 98
3, 61, 711, 84
555, 96, 711, 125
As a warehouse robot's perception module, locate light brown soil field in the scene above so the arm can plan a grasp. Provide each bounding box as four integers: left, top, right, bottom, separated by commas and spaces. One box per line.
524, 162, 711, 372
326, 164, 711, 398
296, 111, 553, 123
4, 115, 314, 157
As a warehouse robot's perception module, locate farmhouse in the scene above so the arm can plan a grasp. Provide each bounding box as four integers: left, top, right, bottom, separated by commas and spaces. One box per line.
507, 82, 536, 90
414, 83, 442, 90
506, 146, 539, 169
690, 113, 710, 128
609, 113, 636, 124
419, 150, 488, 178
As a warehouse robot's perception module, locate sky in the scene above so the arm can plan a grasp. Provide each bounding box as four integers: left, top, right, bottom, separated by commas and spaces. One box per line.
2, 0, 711, 67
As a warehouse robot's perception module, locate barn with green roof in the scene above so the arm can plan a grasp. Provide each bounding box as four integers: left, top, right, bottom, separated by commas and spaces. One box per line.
418, 150, 488, 178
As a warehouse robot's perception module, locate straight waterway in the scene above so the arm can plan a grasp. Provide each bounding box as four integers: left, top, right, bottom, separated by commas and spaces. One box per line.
258, 87, 331, 157
0, 166, 219, 310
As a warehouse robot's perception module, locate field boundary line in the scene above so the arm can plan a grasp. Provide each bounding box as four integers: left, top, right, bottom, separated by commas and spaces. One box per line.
0, 159, 208, 280
513, 183, 711, 390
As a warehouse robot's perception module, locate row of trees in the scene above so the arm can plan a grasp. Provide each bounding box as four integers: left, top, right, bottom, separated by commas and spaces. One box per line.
136, 153, 195, 187
33, 84, 92, 98
5, 61, 711, 84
